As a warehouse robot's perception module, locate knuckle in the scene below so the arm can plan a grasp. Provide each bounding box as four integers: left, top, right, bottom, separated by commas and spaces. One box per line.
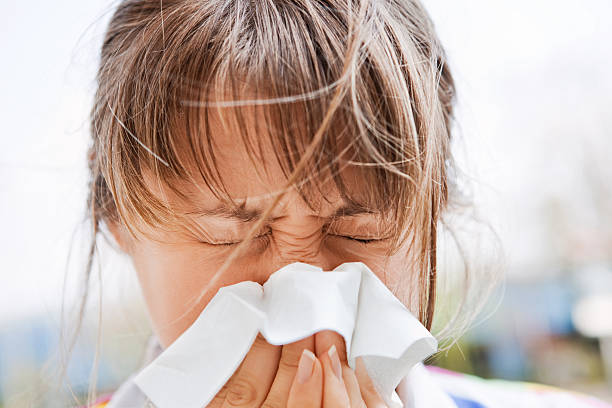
209, 392, 226, 407
260, 396, 284, 408
278, 344, 307, 370
278, 354, 301, 372
225, 377, 258, 406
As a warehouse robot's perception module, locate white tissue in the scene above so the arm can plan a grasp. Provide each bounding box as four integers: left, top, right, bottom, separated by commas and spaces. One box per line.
133, 261, 438, 408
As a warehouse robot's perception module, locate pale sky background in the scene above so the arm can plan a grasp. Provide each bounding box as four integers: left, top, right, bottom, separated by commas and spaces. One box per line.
1, 0, 611, 325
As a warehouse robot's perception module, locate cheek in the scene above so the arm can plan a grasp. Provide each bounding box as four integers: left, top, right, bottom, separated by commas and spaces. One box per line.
130, 242, 259, 347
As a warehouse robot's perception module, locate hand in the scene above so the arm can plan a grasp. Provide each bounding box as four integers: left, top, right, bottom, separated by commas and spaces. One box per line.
288, 330, 389, 408
207, 330, 388, 407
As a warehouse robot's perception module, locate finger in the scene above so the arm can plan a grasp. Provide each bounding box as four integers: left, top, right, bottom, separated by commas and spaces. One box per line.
355, 356, 387, 407
342, 364, 366, 408
209, 365, 240, 407
261, 335, 316, 408
219, 333, 281, 408
316, 330, 365, 408
314, 330, 348, 363
287, 349, 323, 408
320, 344, 350, 408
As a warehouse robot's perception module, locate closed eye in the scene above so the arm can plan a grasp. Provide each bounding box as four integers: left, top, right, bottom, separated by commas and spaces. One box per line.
200, 231, 271, 247
331, 234, 387, 245
201, 231, 388, 247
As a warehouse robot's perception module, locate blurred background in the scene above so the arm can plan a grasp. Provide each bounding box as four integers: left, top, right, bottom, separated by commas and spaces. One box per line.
1, 0, 611, 406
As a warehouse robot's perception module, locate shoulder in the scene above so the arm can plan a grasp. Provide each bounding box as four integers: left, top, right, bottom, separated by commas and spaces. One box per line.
425, 365, 612, 408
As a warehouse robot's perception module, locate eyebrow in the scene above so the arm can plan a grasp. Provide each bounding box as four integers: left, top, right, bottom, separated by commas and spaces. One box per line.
185, 200, 378, 222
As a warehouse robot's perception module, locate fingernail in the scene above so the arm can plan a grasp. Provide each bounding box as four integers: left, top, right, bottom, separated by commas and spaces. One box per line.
327, 345, 342, 380
296, 349, 315, 384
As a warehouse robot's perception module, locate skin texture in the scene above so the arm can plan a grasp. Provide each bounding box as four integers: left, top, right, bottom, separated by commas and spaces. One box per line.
109, 109, 410, 406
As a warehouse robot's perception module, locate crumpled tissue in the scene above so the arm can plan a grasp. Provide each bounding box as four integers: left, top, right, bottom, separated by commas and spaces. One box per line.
133, 261, 438, 408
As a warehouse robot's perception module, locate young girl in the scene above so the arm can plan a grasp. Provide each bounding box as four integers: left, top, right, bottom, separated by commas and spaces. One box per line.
72, 0, 610, 407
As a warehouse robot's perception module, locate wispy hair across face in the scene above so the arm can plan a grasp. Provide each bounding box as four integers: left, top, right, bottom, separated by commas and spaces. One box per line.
89, 0, 456, 329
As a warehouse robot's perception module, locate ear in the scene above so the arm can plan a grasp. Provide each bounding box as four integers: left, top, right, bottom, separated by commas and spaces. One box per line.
107, 220, 131, 254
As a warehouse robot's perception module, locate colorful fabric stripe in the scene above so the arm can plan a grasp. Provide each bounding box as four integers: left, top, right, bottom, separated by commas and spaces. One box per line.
79, 393, 112, 408
449, 395, 488, 408
426, 365, 612, 407
89, 367, 611, 407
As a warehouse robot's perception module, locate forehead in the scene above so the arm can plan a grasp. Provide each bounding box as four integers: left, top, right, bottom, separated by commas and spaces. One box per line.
169, 100, 367, 213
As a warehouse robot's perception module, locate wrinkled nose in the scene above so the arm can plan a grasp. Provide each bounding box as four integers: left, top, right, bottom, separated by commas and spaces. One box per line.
257, 192, 344, 276
273, 231, 325, 265
277, 245, 332, 270
265, 220, 340, 274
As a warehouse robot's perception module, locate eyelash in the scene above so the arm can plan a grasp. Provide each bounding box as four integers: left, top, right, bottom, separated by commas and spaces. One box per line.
206, 232, 271, 247
339, 235, 380, 245
205, 232, 382, 247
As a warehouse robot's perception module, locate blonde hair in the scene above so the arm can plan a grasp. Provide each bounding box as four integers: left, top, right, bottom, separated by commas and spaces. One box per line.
55, 0, 497, 405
